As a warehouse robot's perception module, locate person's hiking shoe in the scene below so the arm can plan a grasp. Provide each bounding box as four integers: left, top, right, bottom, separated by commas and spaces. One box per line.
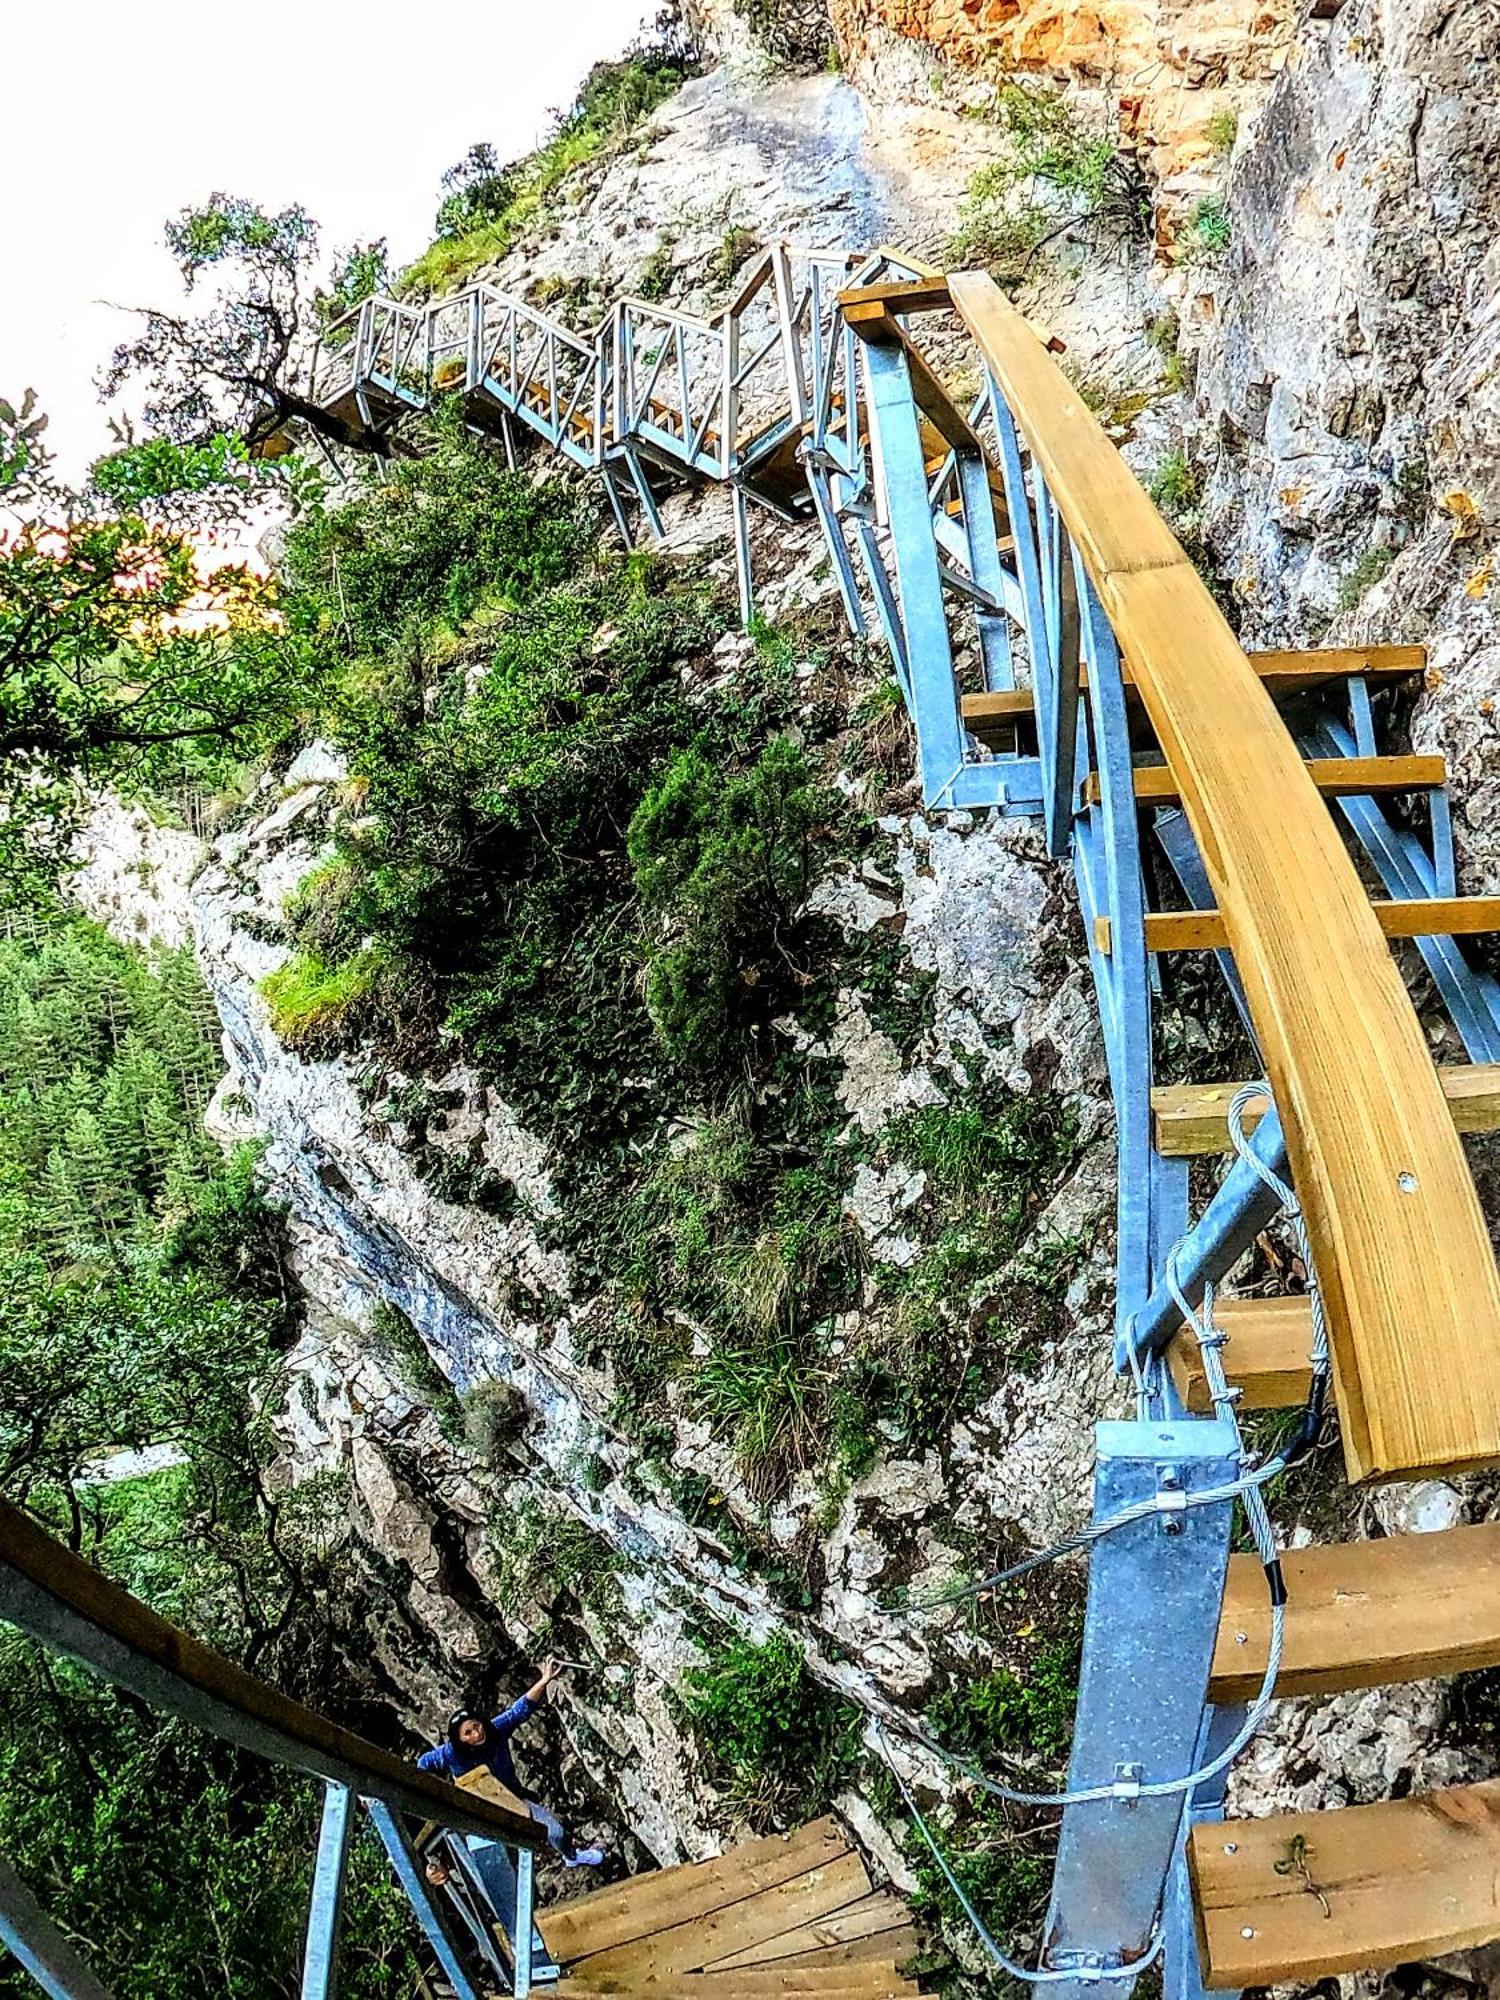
564, 1846, 606, 1869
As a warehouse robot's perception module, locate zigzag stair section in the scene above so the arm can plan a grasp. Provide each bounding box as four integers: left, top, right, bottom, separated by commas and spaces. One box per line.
539, 1817, 918, 1999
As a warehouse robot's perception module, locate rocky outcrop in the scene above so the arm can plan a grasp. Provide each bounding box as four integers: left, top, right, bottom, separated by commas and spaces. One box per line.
1186, 0, 1500, 650
827, 0, 1294, 185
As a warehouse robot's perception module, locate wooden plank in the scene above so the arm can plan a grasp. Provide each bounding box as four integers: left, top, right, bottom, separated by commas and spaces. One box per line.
540, 1818, 848, 1963
1167, 1295, 1314, 1414
839, 277, 952, 318
1189, 1777, 1500, 1986
1082, 754, 1446, 808
577, 1849, 873, 1981
944, 277, 1500, 1483
554, 1968, 916, 2000
1210, 1520, 1500, 1703
1153, 1064, 1500, 1156
556, 1958, 916, 1997
960, 648, 1426, 749
1134, 895, 1500, 954
704, 1892, 910, 1971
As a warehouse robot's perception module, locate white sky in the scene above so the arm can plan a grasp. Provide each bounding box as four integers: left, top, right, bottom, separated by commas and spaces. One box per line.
2, 0, 656, 478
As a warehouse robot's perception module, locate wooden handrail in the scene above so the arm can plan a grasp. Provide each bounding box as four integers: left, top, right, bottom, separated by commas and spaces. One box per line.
0, 1497, 546, 1849
948, 268, 1500, 1483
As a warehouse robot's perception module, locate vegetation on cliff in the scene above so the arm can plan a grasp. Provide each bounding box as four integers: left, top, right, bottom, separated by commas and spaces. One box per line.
0, 913, 417, 1996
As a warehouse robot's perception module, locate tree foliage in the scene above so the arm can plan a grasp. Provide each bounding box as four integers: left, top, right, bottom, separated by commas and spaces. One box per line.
99, 195, 390, 456
0, 910, 412, 1995
0, 397, 313, 897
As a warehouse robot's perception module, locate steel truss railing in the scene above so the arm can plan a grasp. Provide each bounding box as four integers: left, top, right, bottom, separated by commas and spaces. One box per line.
0, 1496, 549, 1999
842, 272, 1500, 2000
306, 242, 931, 624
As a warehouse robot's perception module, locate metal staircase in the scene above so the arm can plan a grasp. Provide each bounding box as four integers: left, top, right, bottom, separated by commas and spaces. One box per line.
8, 247, 1500, 1996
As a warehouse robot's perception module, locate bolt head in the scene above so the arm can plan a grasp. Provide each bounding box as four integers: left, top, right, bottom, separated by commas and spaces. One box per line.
1241, 1926, 1255, 1939
1224, 1841, 1238, 1854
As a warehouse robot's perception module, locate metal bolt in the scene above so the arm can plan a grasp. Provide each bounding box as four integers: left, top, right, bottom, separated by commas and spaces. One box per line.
1398, 1170, 1419, 1193
1241, 1927, 1256, 1939
1235, 1631, 1248, 1645
1224, 1841, 1238, 1854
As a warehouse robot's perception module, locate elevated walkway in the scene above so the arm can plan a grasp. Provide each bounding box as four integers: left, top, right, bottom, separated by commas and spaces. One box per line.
9, 245, 1500, 2000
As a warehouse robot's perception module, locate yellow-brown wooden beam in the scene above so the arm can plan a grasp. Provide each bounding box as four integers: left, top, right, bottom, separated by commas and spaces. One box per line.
950, 267, 1500, 1483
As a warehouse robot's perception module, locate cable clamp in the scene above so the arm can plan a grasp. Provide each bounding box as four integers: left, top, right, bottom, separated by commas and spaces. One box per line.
1112, 1762, 1143, 1802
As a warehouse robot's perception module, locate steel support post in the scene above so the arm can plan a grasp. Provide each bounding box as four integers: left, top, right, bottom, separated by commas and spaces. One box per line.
803, 463, 866, 636
457, 1841, 558, 1991
1121, 1108, 1290, 1373
364, 1804, 484, 2000
862, 341, 970, 808
956, 448, 1016, 693
732, 485, 754, 627
1163, 1705, 1245, 2000
300, 1781, 355, 2000
0, 1858, 114, 2000
1041, 1420, 1239, 1998
514, 1848, 535, 1998
1075, 567, 1154, 1331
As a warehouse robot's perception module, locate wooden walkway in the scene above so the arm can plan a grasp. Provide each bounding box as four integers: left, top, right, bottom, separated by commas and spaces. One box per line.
538, 1817, 919, 1998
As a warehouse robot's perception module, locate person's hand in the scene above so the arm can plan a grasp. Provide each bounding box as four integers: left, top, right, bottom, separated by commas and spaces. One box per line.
541, 1657, 566, 1686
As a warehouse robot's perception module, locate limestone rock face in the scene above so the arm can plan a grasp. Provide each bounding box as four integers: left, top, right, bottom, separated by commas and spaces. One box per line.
1187, 0, 1500, 644
828, 0, 1294, 180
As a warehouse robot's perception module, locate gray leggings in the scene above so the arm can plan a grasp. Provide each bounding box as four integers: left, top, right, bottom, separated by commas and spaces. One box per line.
527, 1801, 572, 1857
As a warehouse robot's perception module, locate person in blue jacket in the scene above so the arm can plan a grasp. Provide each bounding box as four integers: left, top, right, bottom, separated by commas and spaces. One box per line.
418, 1656, 604, 1868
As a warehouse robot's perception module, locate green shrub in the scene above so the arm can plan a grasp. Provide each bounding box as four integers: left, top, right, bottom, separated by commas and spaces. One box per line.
484, 1493, 622, 1619
260, 949, 382, 1053
400, 50, 688, 295
1206, 106, 1239, 154
1148, 448, 1201, 518
364, 1300, 462, 1438
682, 1631, 858, 1828
947, 85, 1149, 275
929, 1634, 1081, 1766
629, 736, 835, 1072
1180, 196, 1231, 263
1337, 544, 1396, 611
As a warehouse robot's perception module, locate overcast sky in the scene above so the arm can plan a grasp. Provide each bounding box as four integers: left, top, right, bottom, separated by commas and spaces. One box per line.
3, 0, 655, 478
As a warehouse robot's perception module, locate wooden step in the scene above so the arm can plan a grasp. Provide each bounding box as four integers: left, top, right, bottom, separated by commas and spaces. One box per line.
539, 1818, 849, 1963
1081, 752, 1445, 809
703, 1892, 912, 1971
1209, 1520, 1500, 1702
574, 1850, 873, 1982
960, 645, 1427, 748
1189, 1777, 1500, 1986
1166, 1295, 1314, 1414
554, 1968, 915, 2000
1153, 1062, 1500, 1156
1116, 894, 1500, 955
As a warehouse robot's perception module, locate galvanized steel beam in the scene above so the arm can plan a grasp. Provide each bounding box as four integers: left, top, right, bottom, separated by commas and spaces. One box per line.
0, 1858, 114, 2000
1042, 1421, 1239, 1994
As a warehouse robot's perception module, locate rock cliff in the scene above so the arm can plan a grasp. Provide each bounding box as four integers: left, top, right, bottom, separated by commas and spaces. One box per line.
68, 0, 1500, 1979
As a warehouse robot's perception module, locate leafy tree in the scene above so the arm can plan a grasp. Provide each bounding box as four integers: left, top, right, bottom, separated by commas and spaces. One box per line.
317, 238, 392, 336
0, 396, 314, 895
434, 144, 515, 239
100, 194, 395, 457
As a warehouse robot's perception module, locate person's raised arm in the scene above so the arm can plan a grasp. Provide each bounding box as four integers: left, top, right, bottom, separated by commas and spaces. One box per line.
525, 1657, 565, 1705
